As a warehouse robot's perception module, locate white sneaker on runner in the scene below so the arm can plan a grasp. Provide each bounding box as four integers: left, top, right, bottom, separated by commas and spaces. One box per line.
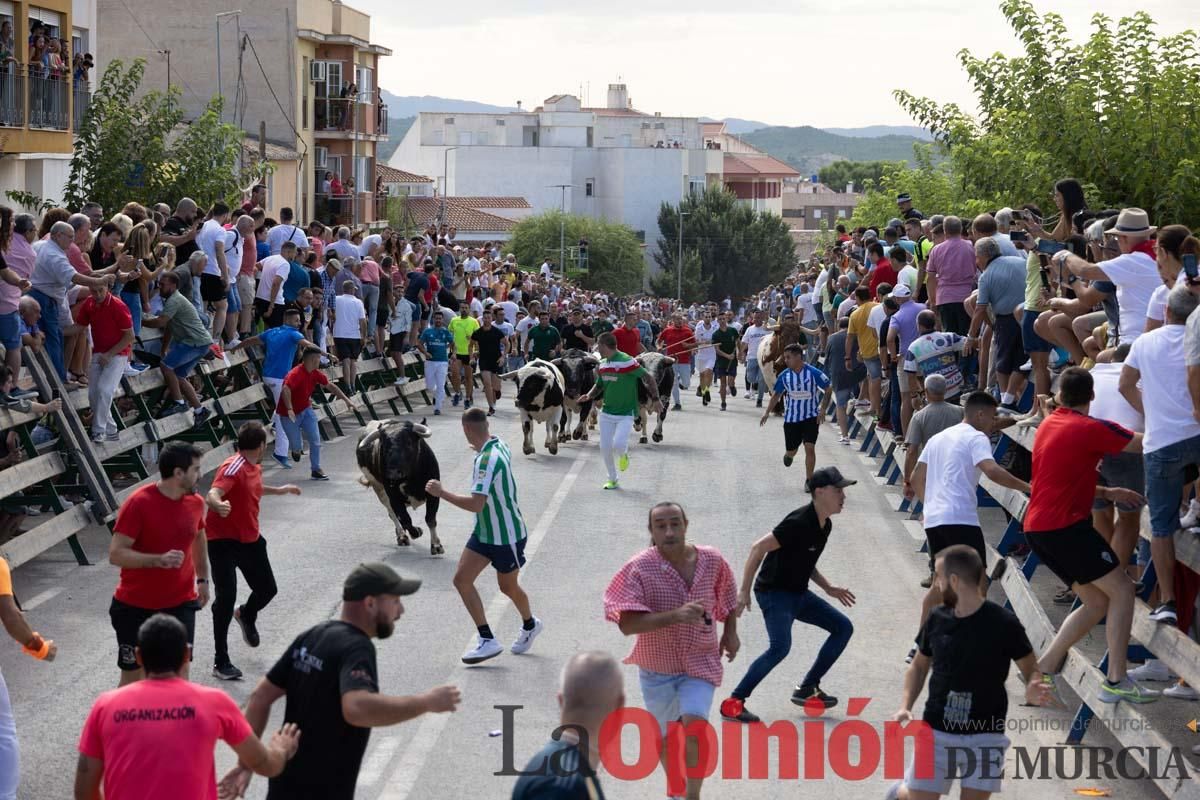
462, 636, 503, 665
510, 617, 544, 654
1129, 659, 1176, 682
1164, 684, 1199, 700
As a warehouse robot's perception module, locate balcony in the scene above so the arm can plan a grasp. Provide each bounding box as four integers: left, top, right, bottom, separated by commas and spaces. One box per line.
314, 192, 387, 227
314, 98, 387, 140
0, 65, 88, 134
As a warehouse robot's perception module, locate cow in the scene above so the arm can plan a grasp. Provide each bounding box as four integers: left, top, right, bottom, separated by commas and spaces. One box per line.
634, 351, 675, 444
552, 348, 599, 442
758, 320, 807, 399
356, 419, 443, 555
501, 358, 566, 455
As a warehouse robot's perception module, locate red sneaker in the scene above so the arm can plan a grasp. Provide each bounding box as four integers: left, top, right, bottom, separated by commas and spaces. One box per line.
719, 696, 760, 723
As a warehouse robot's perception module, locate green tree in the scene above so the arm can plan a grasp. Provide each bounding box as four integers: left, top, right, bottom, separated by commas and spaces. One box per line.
509, 210, 644, 296
847, 146, 993, 229
649, 250, 709, 303
655, 187, 795, 302
818, 160, 904, 193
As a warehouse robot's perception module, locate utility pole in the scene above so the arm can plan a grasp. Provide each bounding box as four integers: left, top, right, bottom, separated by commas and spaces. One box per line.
548, 184, 573, 275
215, 10, 242, 123
677, 210, 689, 300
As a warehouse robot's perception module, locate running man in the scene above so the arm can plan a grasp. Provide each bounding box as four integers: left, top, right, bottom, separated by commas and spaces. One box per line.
470, 311, 507, 415
447, 303, 479, 409
888, 545, 1055, 800
693, 308, 719, 406
657, 312, 695, 411
278, 347, 354, 481
604, 502, 739, 800
710, 313, 740, 410
417, 309, 454, 415
425, 407, 543, 664
760, 343, 832, 481
579, 331, 662, 490
205, 421, 302, 680
108, 442, 209, 686
721, 467, 856, 723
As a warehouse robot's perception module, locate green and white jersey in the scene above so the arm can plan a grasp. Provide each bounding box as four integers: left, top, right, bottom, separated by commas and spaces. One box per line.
470, 436, 527, 545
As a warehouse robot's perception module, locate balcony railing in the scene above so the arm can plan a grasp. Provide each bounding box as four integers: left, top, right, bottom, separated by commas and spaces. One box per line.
28, 71, 69, 130
72, 84, 90, 131
315, 192, 387, 227
314, 98, 386, 137
0, 65, 25, 128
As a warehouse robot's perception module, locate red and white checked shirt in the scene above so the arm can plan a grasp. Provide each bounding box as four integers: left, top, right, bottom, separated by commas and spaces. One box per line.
603, 545, 739, 686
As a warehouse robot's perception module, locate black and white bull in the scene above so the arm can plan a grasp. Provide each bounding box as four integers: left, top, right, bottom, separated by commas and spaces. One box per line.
552, 349, 599, 442
634, 351, 676, 444
356, 419, 443, 554
502, 359, 566, 455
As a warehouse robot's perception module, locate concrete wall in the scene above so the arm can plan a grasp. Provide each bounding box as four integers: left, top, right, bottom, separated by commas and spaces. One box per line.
0, 154, 73, 209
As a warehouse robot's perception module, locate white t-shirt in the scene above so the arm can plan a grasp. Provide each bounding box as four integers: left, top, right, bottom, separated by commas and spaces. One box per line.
266, 223, 308, 256
255, 255, 289, 303
463, 256, 481, 274
333, 294, 367, 339
867, 303, 887, 338
1097, 251, 1161, 344
497, 300, 519, 325
918, 422, 995, 529
196, 219, 227, 277
358, 234, 383, 257
470, 297, 484, 318
837, 296, 857, 320
515, 316, 537, 347
540, 261, 552, 279
741, 324, 770, 360
222, 229, 243, 277
1088, 362, 1144, 433
897, 265, 918, 295
1124, 324, 1200, 453
1145, 273, 1186, 324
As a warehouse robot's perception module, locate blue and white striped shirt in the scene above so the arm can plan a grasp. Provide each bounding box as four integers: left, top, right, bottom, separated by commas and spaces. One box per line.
773, 365, 830, 423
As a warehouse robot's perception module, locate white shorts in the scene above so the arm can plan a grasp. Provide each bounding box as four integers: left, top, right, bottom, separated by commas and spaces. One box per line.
638, 669, 715, 735
904, 730, 1009, 795
695, 352, 716, 372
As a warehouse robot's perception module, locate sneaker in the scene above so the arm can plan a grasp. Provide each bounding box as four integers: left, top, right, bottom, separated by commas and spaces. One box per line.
106, 430, 120, 442
672, 403, 682, 411
618, 453, 629, 472
988, 557, 1008, 584
920, 573, 933, 589
1128, 659, 1175, 682
721, 400, 727, 411
158, 401, 188, 418
462, 635, 504, 665
783, 454, 793, 467
8, 387, 38, 399
464, 399, 473, 410
290, 450, 303, 463
1098, 677, 1159, 704
791, 685, 838, 709
272, 454, 293, 470
876, 422, 893, 432
212, 662, 243, 681
1053, 587, 1076, 605
434, 409, 442, 416
91, 432, 106, 443
603, 480, 620, 490
854, 399, 871, 409
234, 606, 260, 648
226, 336, 241, 350
311, 470, 330, 481
192, 407, 212, 426
394, 376, 409, 386
1149, 601, 1178, 624
1163, 683, 1199, 700
756, 399, 763, 408
487, 407, 496, 416
1182, 499, 1200, 529
719, 697, 760, 723
510, 618, 543, 654
696, 388, 703, 397
452, 393, 461, 407
702, 392, 710, 407
838, 435, 850, 445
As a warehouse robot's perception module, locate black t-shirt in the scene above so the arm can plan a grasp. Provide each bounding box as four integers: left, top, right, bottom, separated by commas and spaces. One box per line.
551, 315, 569, 334
754, 504, 830, 594
404, 270, 429, 304
560, 323, 593, 351
266, 620, 379, 800
917, 601, 1033, 734
472, 325, 506, 367
163, 215, 199, 262
710, 327, 739, 362
511, 738, 606, 800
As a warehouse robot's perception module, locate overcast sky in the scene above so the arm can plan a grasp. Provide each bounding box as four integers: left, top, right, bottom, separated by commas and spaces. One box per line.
351, 0, 1193, 128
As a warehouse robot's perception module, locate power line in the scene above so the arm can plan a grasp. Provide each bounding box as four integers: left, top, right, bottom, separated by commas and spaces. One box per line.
240, 32, 307, 166
115, 0, 203, 104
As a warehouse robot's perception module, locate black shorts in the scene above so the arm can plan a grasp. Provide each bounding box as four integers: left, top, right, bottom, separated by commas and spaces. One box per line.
376, 305, 390, 328
1025, 519, 1120, 588
993, 314, 1024, 374
714, 359, 738, 379
465, 535, 527, 574
199, 273, 228, 303
110, 597, 199, 671
784, 418, 820, 450
479, 357, 503, 374
925, 524, 986, 564
335, 337, 363, 359
388, 332, 407, 352
254, 298, 285, 329
456, 353, 471, 365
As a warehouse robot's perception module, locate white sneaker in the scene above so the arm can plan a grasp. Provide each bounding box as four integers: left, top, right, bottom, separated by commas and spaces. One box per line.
461, 635, 503, 665
394, 376, 409, 386
1182, 499, 1200, 529
1128, 659, 1175, 682
838, 435, 850, 445
1164, 684, 1198, 700
510, 618, 544, 654
226, 336, 241, 350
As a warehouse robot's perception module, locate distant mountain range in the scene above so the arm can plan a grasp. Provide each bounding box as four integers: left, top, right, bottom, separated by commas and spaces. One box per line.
377, 93, 934, 176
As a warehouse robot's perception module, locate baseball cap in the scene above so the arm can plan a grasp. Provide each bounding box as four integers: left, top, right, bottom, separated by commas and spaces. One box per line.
343, 562, 421, 601
892, 284, 912, 298
806, 466, 857, 492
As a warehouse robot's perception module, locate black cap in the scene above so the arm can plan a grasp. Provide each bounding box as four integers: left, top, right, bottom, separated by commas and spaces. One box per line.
805, 466, 857, 492
343, 562, 421, 601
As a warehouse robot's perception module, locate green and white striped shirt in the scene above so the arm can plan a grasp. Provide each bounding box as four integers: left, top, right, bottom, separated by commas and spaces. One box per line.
470, 436, 527, 545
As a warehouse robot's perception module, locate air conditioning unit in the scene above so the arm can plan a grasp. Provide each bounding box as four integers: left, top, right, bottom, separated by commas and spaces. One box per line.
310, 61, 326, 83
315, 146, 328, 168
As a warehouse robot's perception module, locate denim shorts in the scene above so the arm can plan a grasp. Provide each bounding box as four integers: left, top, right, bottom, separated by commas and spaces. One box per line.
1145, 434, 1200, 538
638, 669, 715, 734
904, 730, 1009, 795
0, 311, 18, 350
835, 387, 853, 407
1093, 451, 1146, 513
1021, 309, 1053, 353
161, 341, 211, 378
864, 356, 882, 380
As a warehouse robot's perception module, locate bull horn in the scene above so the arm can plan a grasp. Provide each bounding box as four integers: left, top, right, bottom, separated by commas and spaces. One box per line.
498, 370, 519, 380
411, 422, 432, 438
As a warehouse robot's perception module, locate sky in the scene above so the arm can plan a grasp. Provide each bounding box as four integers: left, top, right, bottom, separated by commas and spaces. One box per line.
351, 0, 1195, 129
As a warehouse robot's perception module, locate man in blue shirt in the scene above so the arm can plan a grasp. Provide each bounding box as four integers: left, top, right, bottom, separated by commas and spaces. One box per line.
967, 237, 1029, 412
760, 343, 831, 481
418, 310, 454, 415
231, 308, 335, 468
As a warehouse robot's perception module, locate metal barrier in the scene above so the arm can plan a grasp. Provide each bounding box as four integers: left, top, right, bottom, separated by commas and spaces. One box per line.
27, 71, 68, 130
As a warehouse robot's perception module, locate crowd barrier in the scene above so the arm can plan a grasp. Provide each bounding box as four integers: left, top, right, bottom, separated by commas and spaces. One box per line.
846, 406, 1200, 799
0, 330, 433, 571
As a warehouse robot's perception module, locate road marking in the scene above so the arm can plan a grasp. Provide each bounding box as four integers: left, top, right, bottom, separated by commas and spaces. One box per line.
22, 587, 63, 610
903, 519, 927, 543
375, 446, 590, 800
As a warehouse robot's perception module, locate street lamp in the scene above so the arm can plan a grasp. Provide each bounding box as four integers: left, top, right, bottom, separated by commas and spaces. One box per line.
677, 210, 690, 300
548, 184, 573, 274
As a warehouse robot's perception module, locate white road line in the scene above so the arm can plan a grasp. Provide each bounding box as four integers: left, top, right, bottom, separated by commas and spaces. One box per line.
358, 734, 404, 787
903, 519, 927, 543
375, 447, 590, 800
22, 587, 63, 610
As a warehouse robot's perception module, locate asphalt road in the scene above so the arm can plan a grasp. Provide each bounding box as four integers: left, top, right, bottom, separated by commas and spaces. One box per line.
1, 385, 1170, 799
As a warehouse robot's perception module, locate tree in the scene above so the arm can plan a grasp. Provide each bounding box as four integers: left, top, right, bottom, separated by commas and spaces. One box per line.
818, 160, 904, 193
655, 187, 795, 303
508, 210, 644, 296
891, 2, 1200, 223
847, 146, 993, 229
649, 250, 709, 303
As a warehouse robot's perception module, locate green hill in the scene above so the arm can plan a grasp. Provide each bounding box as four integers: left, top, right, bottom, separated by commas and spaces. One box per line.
378, 116, 416, 163
739, 126, 924, 176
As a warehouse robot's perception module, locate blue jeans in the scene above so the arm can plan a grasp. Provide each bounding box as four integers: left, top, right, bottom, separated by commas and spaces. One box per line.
119, 290, 143, 336
731, 589, 853, 700
279, 407, 321, 472
745, 359, 766, 401
27, 289, 64, 379
1145, 433, 1200, 538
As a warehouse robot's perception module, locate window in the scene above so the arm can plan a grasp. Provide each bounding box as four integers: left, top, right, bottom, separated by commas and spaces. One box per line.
354, 156, 370, 191
355, 66, 373, 100
837, 209, 846, 218
444, 117, 455, 125
72, 27, 87, 55
689, 178, 705, 196
812, 209, 822, 219
28, 7, 61, 39
457, 131, 472, 145
585, 180, 594, 197
495, 118, 505, 126
782, 209, 803, 218
586, 127, 593, 147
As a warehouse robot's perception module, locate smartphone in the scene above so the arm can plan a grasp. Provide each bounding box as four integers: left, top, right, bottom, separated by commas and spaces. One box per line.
1036, 238, 1067, 255
1010, 230, 1030, 243
1039, 269, 1051, 291
1184, 253, 1198, 281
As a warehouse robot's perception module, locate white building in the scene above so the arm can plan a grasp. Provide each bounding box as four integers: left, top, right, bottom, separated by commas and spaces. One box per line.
389, 84, 723, 268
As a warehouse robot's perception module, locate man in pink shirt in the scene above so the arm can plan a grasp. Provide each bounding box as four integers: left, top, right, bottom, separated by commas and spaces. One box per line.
604, 502, 739, 800
925, 215, 978, 335
237, 215, 259, 341
74, 613, 299, 800
0, 212, 35, 377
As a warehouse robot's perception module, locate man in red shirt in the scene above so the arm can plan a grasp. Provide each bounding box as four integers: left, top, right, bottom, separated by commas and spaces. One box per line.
613, 311, 642, 356
278, 347, 353, 481
657, 312, 695, 411
108, 442, 210, 686
77, 280, 134, 442
76, 613, 299, 800
205, 421, 302, 680
1023, 367, 1153, 704
867, 242, 899, 297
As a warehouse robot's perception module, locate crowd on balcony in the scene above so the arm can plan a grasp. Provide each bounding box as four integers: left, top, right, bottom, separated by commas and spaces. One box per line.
0, 18, 92, 129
